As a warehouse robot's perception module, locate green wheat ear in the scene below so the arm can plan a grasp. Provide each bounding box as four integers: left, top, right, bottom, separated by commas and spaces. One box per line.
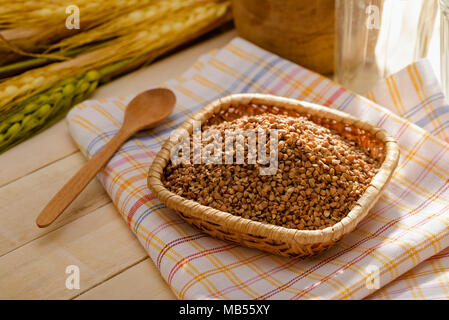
0, 70, 100, 153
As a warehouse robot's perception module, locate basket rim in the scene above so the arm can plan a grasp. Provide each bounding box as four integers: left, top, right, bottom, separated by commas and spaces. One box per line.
147, 93, 400, 245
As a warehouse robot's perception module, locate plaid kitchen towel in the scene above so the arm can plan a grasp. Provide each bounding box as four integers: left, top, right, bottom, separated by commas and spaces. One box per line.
67, 37, 449, 299
364, 62, 449, 300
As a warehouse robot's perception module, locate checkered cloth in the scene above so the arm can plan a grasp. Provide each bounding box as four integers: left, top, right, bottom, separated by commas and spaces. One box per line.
67, 37, 449, 299
365, 62, 449, 300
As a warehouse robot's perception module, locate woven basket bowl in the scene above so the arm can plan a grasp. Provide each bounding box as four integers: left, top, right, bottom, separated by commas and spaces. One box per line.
148, 94, 400, 257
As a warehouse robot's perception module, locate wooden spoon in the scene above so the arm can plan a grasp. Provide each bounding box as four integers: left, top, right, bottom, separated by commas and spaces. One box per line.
36, 88, 176, 228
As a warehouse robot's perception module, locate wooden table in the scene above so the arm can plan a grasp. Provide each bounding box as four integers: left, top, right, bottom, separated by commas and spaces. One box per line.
0, 30, 237, 300
0, 17, 443, 299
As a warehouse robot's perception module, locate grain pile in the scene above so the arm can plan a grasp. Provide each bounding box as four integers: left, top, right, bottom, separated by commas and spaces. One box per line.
163, 111, 380, 230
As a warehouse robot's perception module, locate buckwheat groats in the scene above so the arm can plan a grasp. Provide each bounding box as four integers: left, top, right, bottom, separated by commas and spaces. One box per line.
162, 106, 381, 231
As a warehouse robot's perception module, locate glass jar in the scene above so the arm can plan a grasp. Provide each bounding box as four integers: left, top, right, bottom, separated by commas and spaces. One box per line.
335, 0, 439, 94
441, 0, 449, 99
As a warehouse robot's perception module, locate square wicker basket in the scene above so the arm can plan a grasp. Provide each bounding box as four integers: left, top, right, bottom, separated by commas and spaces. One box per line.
147, 94, 400, 257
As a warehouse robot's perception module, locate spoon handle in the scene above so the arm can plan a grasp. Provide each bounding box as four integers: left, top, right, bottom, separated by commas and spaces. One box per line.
36, 127, 132, 228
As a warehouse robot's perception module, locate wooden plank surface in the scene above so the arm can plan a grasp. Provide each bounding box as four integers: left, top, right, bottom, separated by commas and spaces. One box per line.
0, 30, 237, 300
0, 203, 147, 299
0, 21, 443, 300
0, 121, 78, 188
75, 258, 176, 300
0, 152, 110, 256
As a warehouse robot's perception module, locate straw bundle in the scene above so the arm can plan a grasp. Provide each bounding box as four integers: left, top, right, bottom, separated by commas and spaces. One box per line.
0, 0, 232, 153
